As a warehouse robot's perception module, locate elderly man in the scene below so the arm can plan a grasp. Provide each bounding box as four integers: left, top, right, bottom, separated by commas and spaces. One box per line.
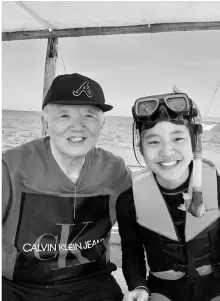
2, 73, 131, 301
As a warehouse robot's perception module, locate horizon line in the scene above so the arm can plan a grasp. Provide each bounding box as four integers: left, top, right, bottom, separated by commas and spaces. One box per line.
2, 108, 220, 121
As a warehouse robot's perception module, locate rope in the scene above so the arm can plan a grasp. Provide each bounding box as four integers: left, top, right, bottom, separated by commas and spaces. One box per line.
2, 41, 9, 56
58, 44, 67, 74
206, 80, 220, 117
15, 1, 56, 30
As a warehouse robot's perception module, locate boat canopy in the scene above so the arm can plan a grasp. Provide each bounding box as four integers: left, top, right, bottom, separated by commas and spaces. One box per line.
2, 1, 220, 41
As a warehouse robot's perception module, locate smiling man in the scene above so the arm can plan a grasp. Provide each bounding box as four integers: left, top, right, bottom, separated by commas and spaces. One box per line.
2, 73, 131, 301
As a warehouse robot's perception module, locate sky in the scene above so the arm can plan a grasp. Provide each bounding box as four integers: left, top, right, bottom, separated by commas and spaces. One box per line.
2, 29, 220, 117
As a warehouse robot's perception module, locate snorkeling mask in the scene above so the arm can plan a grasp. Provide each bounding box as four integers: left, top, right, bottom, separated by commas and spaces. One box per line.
132, 89, 205, 218
132, 92, 199, 129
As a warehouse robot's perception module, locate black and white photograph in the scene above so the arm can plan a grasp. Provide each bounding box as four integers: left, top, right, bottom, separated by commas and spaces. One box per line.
2, 2, 220, 301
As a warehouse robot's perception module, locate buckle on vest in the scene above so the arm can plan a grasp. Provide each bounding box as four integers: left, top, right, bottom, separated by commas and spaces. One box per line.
167, 243, 184, 248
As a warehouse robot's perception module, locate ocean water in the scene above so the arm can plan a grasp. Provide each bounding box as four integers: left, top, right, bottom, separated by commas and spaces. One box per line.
2, 110, 220, 155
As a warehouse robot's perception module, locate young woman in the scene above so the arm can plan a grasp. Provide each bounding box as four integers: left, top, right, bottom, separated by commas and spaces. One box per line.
116, 91, 220, 301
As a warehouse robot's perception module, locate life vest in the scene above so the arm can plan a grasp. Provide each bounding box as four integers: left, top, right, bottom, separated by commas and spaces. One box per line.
132, 161, 220, 280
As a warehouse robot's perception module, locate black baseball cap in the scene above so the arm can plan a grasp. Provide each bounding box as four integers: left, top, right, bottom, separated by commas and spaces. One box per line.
42, 73, 113, 112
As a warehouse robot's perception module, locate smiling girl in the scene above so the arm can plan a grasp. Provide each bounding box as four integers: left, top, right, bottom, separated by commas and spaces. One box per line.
116, 91, 220, 301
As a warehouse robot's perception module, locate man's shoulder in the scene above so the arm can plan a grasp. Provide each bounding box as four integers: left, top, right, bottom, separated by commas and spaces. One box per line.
89, 147, 131, 188
2, 137, 46, 164
91, 147, 126, 165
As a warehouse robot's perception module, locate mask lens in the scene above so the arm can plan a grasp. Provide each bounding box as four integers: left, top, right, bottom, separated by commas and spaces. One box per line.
137, 99, 158, 116
166, 97, 188, 111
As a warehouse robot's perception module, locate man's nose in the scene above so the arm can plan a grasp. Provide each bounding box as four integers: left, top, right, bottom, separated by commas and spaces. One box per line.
69, 116, 84, 130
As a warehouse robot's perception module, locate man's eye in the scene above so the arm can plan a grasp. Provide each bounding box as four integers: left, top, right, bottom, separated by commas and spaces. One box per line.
85, 114, 95, 119
174, 137, 184, 142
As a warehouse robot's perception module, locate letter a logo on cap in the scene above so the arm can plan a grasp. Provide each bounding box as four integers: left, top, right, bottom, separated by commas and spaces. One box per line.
73, 81, 93, 98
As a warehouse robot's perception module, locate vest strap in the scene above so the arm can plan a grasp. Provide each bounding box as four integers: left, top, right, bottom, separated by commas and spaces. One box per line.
151, 264, 213, 280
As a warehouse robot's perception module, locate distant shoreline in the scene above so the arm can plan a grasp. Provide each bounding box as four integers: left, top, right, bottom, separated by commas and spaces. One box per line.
2, 109, 41, 114
2, 109, 220, 123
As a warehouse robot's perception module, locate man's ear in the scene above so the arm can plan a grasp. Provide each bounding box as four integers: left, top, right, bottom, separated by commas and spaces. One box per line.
41, 114, 48, 128
41, 115, 48, 136
101, 115, 105, 130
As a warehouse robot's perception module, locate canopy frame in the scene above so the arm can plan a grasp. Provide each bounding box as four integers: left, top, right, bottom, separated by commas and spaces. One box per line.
2, 21, 220, 41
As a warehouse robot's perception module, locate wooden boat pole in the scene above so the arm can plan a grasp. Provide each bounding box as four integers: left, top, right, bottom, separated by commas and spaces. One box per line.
2, 21, 220, 41
43, 32, 58, 102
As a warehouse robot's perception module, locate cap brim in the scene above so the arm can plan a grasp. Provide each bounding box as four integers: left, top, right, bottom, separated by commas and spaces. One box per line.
44, 100, 113, 112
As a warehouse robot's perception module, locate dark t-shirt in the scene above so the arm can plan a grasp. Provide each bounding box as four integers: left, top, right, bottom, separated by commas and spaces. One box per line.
2, 137, 131, 285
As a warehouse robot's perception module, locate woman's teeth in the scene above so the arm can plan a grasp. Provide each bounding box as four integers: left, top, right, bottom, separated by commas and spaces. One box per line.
68, 137, 84, 143
160, 161, 178, 167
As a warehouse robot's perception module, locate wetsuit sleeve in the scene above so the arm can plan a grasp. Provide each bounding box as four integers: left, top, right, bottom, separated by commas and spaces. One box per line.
116, 187, 149, 291
2, 160, 12, 223
217, 172, 220, 209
